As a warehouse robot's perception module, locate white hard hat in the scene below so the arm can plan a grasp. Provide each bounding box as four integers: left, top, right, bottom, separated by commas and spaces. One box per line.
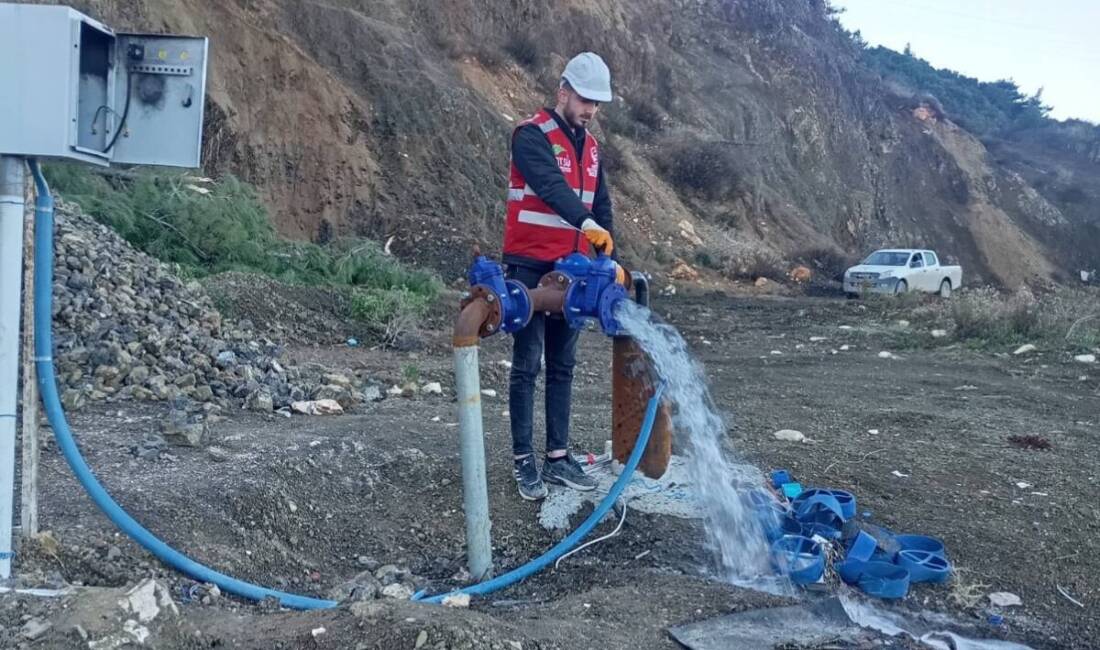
561, 52, 612, 102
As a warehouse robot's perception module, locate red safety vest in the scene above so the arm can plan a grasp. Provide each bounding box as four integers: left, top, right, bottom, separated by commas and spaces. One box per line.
503, 109, 600, 261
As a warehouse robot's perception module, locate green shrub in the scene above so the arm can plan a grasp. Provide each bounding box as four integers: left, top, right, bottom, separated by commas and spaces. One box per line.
629, 98, 664, 132
794, 247, 857, 282
694, 232, 786, 281
949, 287, 1039, 344
45, 164, 442, 344
350, 288, 434, 345
503, 32, 544, 70
651, 133, 744, 201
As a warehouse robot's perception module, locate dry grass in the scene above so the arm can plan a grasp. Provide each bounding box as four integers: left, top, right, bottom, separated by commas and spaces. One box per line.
693, 227, 787, 281
879, 286, 1100, 351
949, 567, 990, 609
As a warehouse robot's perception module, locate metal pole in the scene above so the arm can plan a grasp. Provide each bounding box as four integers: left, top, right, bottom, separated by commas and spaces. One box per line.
453, 345, 492, 579
0, 155, 27, 578
20, 168, 38, 538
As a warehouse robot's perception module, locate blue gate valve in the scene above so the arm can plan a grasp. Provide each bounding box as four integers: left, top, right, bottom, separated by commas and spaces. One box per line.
555, 252, 628, 335
466, 255, 533, 334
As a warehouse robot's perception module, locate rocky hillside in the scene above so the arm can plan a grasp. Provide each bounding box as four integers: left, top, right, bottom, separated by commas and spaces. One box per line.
43, 0, 1100, 287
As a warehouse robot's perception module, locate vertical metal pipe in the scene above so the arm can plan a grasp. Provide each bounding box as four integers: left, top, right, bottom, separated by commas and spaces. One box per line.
0, 156, 27, 578
453, 344, 492, 579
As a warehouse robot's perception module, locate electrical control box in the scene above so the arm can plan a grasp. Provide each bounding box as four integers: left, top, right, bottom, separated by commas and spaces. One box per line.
0, 3, 208, 168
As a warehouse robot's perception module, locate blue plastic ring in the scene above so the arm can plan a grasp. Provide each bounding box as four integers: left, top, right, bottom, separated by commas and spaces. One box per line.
826, 489, 856, 520
896, 549, 952, 584
893, 534, 946, 560
770, 535, 824, 585
857, 561, 911, 599
794, 492, 844, 521
835, 559, 865, 584
848, 531, 877, 563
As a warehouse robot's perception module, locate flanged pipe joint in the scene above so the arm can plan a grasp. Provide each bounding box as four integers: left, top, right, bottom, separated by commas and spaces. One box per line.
459, 251, 629, 342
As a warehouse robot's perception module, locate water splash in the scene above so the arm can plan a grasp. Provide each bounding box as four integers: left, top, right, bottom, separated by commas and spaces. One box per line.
616, 301, 778, 586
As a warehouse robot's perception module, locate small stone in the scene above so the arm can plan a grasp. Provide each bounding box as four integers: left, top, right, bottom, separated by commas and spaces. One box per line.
422, 382, 443, 395
363, 385, 384, 402
192, 385, 215, 401
215, 351, 238, 369
245, 390, 274, 412
61, 388, 86, 411
773, 429, 806, 443
162, 421, 205, 447
1074, 354, 1096, 364
931, 329, 948, 338
374, 564, 402, 585
20, 617, 51, 641
988, 592, 1022, 607
381, 583, 413, 600
809, 337, 827, 342
442, 593, 470, 608
878, 351, 896, 359
1014, 344, 1037, 355
481, 389, 497, 398
897, 320, 910, 328
357, 556, 379, 570
414, 630, 429, 649
330, 571, 382, 602
128, 365, 150, 385
207, 446, 231, 462
107, 545, 122, 561
754, 277, 769, 288
311, 627, 326, 638
291, 399, 344, 416
322, 373, 353, 388
386, 385, 404, 397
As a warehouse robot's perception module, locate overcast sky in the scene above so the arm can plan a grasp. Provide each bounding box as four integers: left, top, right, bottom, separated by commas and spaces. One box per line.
831, 0, 1100, 123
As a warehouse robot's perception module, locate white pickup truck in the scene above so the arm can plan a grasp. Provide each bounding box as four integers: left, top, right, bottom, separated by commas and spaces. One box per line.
843, 249, 962, 297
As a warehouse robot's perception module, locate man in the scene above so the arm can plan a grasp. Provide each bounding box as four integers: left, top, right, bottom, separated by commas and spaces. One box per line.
502, 52, 624, 501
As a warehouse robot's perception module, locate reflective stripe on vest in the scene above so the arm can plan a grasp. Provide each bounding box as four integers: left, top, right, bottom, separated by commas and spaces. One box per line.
516, 210, 574, 230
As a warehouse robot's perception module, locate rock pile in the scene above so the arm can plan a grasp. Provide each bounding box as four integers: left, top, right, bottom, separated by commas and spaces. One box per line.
46, 202, 382, 417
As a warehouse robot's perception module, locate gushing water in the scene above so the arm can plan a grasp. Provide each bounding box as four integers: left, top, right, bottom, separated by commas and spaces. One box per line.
616, 300, 776, 585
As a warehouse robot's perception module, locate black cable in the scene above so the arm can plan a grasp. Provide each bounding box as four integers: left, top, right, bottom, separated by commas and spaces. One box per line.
103, 68, 133, 153
90, 105, 117, 134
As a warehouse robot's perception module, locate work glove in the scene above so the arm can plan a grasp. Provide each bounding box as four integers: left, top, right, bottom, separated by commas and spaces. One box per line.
613, 261, 627, 287
581, 218, 614, 255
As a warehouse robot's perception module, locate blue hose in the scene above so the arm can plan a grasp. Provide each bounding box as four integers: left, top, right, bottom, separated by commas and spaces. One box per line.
28, 158, 668, 610
27, 160, 337, 610
414, 380, 667, 604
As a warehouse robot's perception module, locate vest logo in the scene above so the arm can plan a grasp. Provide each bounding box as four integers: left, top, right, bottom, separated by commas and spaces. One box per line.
552, 144, 567, 155
587, 162, 599, 179
556, 156, 573, 173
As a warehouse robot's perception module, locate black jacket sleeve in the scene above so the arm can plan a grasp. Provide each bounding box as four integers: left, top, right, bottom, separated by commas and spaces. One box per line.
511, 125, 593, 229
591, 161, 613, 236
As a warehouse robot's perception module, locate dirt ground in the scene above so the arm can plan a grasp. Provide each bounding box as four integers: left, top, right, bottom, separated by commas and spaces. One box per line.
3, 291, 1097, 649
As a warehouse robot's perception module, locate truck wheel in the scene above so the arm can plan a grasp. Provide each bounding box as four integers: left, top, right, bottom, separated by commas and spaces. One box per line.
894, 280, 908, 295
939, 279, 952, 298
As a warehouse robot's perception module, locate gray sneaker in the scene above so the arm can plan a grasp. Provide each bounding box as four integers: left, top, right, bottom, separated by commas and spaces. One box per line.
542, 454, 597, 491
514, 455, 548, 501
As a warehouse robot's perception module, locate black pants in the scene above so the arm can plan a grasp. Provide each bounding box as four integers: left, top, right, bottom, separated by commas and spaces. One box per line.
507, 265, 580, 457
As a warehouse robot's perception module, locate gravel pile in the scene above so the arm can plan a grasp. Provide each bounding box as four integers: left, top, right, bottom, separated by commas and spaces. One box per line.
45, 201, 383, 428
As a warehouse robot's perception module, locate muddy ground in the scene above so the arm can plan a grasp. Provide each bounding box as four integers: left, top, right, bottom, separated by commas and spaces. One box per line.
3, 291, 1097, 649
